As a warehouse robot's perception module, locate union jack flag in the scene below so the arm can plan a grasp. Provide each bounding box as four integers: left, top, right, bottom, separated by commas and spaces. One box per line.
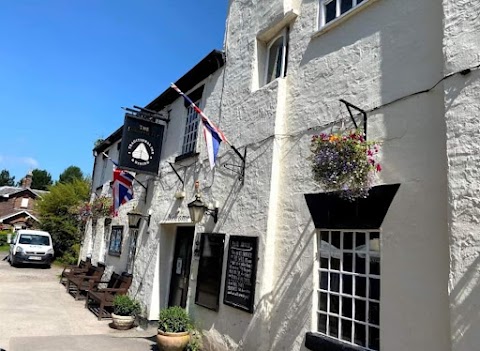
112, 169, 134, 216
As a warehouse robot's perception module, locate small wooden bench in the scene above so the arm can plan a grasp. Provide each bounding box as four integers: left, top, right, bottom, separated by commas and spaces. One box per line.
59, 258, 91, 285
85, 272, 133, 320
66, 263, 106, 300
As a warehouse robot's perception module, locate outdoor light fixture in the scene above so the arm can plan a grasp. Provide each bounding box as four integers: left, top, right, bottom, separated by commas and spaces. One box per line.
187, 194, 219, 224
127, 208, 151, 228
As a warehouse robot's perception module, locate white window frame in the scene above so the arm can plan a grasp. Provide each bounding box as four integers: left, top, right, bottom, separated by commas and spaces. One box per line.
319, 0, 368, 28
314, 229, 381, 350
20, 198, 29, 208
264, 29, 288, 86
181, 101, 201, 155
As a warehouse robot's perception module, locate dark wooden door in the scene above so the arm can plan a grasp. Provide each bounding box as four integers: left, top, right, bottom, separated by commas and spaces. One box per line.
168, 227, 194, 308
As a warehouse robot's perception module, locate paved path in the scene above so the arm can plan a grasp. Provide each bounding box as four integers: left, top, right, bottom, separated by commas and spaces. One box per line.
0, 253, 157, 351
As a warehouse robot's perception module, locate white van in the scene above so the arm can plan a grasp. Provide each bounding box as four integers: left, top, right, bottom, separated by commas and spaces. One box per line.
8, 229, 54, 268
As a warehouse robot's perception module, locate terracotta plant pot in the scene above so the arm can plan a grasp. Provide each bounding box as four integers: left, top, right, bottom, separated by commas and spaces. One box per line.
156, 330, 190, 351
111, 313, 135, 330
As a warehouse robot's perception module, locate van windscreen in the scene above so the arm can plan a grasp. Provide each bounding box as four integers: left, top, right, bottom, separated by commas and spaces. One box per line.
19, 235, 50, 246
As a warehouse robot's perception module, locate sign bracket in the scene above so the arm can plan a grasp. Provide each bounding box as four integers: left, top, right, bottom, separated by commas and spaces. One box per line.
224, 147, 247, 184
168, 162, 185, 188
339, 99, 368, 140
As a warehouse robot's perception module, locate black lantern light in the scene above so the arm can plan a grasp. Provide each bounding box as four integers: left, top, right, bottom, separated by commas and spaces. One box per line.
187, 194, 219, 224
127, 209, 150, 228
188, 194, 206, 224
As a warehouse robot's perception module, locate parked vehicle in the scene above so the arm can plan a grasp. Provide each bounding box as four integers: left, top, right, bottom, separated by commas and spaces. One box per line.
8, 229, 54, 268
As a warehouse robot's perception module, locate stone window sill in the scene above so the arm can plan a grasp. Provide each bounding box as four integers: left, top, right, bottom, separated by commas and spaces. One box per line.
175, 152, 200, 163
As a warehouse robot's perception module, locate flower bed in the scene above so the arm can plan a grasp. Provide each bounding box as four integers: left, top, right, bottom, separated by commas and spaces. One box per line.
310, 130, 381, 201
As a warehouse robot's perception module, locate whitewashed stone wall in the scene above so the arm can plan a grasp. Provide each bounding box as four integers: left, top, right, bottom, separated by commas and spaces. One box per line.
80, 1, 480, 350
191, 0, 453, 350
444, 2, 480, 351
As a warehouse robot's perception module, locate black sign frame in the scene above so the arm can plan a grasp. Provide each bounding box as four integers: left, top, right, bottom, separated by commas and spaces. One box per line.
195, 233, 226, 311
118, 114, 165, 176
223, 235, 258, 313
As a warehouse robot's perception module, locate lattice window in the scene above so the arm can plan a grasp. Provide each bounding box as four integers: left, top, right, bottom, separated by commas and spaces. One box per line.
319, 0, 367, 27
181, 102, 200, 155
316, 230, 380, 350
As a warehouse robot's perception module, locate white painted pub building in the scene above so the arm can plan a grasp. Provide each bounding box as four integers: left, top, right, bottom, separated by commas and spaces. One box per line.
81, 1, 480, 350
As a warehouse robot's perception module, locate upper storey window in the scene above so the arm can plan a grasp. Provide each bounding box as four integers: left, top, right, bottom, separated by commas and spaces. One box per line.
319, 0, 366, 27
264, 29, 288, 86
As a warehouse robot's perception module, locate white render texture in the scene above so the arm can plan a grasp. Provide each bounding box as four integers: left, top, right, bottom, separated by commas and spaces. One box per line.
80, 1, 480, 350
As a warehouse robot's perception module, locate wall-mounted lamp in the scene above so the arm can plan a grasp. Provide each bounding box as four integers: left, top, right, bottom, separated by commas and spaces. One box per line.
187, 194, 219, 224
127, 208, 151, 228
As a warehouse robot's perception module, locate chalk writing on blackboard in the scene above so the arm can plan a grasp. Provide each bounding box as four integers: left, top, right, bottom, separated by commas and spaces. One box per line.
223, 236, 258, 313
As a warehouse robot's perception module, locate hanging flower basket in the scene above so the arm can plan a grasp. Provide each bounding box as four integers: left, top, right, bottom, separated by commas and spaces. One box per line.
91, 196, 113, 219
309, 130, 382, 201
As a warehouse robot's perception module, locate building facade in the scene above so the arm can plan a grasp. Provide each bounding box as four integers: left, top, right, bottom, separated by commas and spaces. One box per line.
81, 1, 480, 351
0, 172, 47, 230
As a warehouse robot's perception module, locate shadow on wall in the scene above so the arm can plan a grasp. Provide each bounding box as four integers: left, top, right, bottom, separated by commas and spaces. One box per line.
201, 219, 315, 351
450, 254, 480, 351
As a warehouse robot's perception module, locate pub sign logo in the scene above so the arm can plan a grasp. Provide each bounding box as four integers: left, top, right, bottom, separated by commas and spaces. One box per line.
118, 114, 164, 175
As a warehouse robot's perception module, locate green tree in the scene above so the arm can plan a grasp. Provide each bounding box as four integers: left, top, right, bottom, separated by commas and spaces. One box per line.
36, 178, 90, 258
31, 169, 53, 190
0, 169, 15, 186
58, 166, 84, 184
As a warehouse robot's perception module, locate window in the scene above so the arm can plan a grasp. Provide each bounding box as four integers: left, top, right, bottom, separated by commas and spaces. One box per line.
108, 225, 123, 256
319, 0, 366, 27
195, 233, 225, 311
181, 101, 201, 155
264, 29, 288, 85
20, 198, 29, 208
316, 230, 380, 350
126, 228, 139, 274
19, 234, 50, 246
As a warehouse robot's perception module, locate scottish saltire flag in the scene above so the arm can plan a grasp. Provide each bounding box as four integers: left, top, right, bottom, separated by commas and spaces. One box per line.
171, 83, 228, 169
112, 169, 134, 216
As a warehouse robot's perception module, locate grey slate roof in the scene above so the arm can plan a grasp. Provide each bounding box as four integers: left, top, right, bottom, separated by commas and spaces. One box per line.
0, 186, 48, 197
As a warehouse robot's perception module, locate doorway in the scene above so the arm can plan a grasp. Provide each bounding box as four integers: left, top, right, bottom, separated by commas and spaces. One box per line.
168, 227, 194, 308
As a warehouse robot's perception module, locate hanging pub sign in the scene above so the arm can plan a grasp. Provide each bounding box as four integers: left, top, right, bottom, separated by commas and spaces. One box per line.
223, 235, 258, 313
118, 114, 165, 176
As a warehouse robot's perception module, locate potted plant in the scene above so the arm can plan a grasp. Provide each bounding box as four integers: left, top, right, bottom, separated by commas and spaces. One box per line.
111, 294, 141, 330
156, 306, 193, 351
310, 130, 382, 201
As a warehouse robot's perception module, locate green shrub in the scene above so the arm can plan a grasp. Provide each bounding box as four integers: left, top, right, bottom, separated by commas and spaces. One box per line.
0, 235, 7, 246
158, 306, 193, 333
186, 330, 203, 351
56, 243, 80, 265
113, 295, 141, 316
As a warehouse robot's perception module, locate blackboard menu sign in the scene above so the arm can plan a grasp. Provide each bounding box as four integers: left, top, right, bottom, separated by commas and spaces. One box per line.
223, 236, 258, 313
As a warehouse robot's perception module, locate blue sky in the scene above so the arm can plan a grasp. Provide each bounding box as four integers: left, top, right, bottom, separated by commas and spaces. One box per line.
0, 1, 227, 183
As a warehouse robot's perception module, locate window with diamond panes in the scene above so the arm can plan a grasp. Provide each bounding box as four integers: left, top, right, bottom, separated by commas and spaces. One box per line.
181, 102, 200, 155
319, 0, 366, 27
316, 230, 380, 350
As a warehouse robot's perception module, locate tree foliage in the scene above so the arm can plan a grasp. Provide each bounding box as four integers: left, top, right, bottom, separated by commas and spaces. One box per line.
31, 169, 53, 190
59, 166, 84, 184
0, 169, 15, 186
36, 178, 90, 257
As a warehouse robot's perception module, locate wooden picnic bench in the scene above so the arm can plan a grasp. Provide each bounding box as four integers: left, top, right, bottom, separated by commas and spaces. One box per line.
59, 258, 92, 285
65, 263, 106, 300
85, 272, 133, 320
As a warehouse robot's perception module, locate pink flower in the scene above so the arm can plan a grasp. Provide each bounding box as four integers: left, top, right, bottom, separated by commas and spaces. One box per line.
376, 164, 382, 172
